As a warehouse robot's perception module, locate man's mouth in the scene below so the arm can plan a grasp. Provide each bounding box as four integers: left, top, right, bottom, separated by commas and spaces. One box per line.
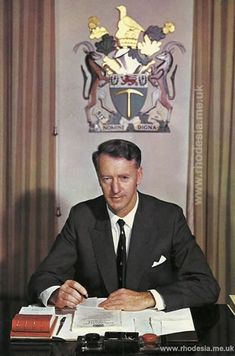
110, 196, 122, 200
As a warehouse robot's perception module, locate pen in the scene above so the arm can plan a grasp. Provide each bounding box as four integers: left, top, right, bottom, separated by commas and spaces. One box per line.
56, 316, 66, 335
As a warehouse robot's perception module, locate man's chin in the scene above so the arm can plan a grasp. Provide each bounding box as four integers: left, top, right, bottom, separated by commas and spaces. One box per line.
107, 201, 124, 214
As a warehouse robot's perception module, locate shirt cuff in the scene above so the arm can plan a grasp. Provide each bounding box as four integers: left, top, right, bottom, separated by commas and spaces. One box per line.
148, 289, 166, 310
39, 286, 60, 306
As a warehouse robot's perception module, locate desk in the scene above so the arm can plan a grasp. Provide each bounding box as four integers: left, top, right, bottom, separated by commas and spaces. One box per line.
0, 299, 234, 355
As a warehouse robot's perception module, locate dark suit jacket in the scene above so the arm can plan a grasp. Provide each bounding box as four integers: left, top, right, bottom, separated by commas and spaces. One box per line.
28, 193, 220, 311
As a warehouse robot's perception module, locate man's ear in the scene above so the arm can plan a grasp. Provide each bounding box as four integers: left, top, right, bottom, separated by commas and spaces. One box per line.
137, 166, 143, 185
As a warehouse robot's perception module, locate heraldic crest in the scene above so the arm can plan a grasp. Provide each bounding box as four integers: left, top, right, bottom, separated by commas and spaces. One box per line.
74, 5, 186, 132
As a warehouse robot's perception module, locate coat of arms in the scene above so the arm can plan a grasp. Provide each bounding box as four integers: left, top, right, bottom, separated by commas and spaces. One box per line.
74, 5, 186, 132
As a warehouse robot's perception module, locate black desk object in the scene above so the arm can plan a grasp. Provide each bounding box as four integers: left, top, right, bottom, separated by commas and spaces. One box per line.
0, 299, 234, 355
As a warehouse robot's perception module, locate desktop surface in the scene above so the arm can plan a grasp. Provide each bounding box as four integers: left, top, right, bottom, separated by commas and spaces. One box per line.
0, 299, 234, 355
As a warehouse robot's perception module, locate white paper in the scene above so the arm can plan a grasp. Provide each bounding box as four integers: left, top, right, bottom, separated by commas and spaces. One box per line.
55, 314, 122, 339
73, 306, 121, 328
21, 299, 195, 340
78, 297, 106, 308
19, 305, 55, 315
54, 305, 195, 340
122, 308, 195, 336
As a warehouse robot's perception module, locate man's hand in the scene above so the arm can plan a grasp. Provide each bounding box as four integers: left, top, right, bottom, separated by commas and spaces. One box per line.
49, 280, 88, 309
98, 289, 155, 311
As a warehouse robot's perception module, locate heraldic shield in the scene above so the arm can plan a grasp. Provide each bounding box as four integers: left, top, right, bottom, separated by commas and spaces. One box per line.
110, 74, 148, 119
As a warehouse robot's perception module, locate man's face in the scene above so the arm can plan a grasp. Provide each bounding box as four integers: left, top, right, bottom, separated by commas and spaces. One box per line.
97, 153, 143, 217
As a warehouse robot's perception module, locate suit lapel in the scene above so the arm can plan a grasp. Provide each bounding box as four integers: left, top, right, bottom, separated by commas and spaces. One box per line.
126, 194, 157, 290
89, 194, 159, 293
90, 208, 119, 294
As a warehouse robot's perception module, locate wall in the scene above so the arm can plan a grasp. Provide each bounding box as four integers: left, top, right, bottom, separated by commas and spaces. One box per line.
55, 0, 194, 230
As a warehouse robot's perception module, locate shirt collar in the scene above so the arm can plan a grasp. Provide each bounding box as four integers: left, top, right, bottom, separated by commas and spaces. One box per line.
107, 193, 139, 228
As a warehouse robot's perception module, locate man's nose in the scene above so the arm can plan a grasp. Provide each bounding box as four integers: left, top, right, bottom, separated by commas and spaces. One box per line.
111, 178, 120, 193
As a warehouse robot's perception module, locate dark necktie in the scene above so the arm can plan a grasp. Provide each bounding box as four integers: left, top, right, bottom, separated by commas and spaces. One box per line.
116, 219, 126, 288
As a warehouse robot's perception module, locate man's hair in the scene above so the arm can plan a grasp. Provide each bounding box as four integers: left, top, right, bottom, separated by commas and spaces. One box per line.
92, 139, 142, 171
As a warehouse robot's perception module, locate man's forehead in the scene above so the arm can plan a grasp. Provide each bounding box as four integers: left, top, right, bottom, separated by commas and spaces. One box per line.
98, 154, 137, 166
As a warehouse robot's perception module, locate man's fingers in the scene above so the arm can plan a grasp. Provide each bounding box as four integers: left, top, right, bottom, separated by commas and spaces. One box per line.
56, 296, 78, 309
65, 280, 88, 298
52, 280, 88, 308
99, 289, 155, 311
70, 280, 88, 298
59, 287, 82, 304
60, 284, 82, 302
99, 300, 123, 310
99, 289, 126, 309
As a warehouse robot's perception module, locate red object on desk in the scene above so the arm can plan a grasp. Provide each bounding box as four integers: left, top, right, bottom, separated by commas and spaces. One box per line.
142, 333, 160, 344
10, 314, 57, 338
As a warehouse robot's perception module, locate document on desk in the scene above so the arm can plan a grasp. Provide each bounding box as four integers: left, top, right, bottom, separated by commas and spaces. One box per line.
15, 300, 195, 340
73, 306, 121, 329
56, 299, 195, 340
122, 307, 195, 335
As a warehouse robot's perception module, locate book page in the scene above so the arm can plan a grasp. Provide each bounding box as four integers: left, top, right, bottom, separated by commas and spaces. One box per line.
19, 306, 55, 315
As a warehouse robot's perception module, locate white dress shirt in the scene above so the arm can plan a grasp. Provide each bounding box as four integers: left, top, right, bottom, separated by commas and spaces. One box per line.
106, 194, 165, 311
40, 194, 165, 310
107, 195, 139, 255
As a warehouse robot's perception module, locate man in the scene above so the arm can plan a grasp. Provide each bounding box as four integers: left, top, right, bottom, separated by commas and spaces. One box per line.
28, 139, 220, 311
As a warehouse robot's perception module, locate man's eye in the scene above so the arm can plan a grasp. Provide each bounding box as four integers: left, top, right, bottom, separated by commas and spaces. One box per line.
102, 177, 111, 182
120, 176, 129, 181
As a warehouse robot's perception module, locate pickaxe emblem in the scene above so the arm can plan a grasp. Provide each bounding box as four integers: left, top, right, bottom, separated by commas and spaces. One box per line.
115, 89, 143, 118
